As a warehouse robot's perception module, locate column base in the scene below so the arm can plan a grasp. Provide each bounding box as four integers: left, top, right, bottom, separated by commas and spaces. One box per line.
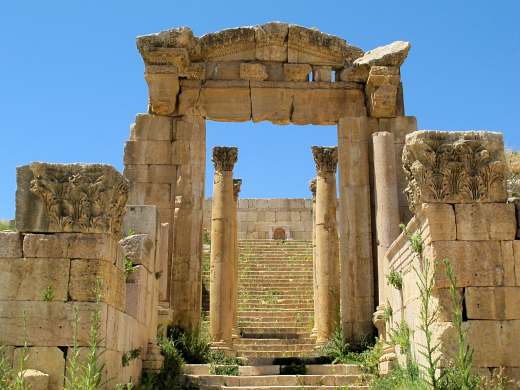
142, 342, 165, 374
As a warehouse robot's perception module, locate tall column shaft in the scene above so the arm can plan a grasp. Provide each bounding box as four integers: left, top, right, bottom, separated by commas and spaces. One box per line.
209, 147, 238, 349
312, 147, 340, 345
309, 179, 318, 340
338, 117, 376, 344
372, 132, 400, 304
231, 179, 241, 340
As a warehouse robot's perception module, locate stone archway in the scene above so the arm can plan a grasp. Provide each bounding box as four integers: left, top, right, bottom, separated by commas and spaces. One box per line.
125, 22, 417, 343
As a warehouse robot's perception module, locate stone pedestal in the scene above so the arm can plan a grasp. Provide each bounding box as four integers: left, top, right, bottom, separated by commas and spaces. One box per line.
312, 147, 340, 345
338, 117, 376, 344
372, 132, 400, 304
209, 147, 238, 350
231, 179, 242, 340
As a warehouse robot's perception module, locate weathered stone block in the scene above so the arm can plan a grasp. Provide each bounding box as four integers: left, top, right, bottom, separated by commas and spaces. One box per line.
0, 301, 108, 346
0, 258, 69, 301
467, 320, 520, 367
20, 370, 49, 390
200, 27, 256, 61
16, 164, 128, 235
240, 63, 268, 81
124, 164, 177, 184
144, 70, 179, 116
419, 203, 456, 241
23, 233, 117, 261
120, 234, 155, 272
354, 41, 411, 67
69, 259, 125, 310
205, 62, 241, 80
0, 231, 22, 258
199, 83, 251, 122
338, 66, 368, 83
126, 266, 148, 323
14, 347, 65, 390
124, 140, 172, 165
515, 241, 520, 286
127, 182, 171, 209
130, 114, 173, 141
251, 87, 292, 124
455, 203, 516, 240
403, 131, 508, 211
171, 140, 191, 165
255, 22, 288, 62
466, 287, 520, 319
312, 66, 332, 82
430, 241, 509, 288
283, 64, 311, 81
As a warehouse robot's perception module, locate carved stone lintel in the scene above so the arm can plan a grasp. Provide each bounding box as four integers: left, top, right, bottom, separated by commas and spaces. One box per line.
212, 147, 238, 172
312, 146, 338, 175
309, 178, 317, 198
16, 163, 128, 235
233, 179, 242, 201
403, 131, 508, 211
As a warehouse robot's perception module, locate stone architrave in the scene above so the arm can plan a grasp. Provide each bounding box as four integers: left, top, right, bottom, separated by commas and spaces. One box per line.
402, 131, 508, 211
309, 178, 319, 340
312, 146, 340, 345
372, 132, 400, 304
209, 146, 238, 351
16, 163, 128, 235
231, 179, 242, 340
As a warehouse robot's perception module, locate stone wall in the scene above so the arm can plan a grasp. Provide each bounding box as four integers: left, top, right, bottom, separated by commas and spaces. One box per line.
203, 198, 319, 241
379, 131, 520, 383
0, 164, 163, 389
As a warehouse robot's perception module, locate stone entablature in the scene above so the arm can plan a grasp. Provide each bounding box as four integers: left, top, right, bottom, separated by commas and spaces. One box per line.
403, 131, 508, 211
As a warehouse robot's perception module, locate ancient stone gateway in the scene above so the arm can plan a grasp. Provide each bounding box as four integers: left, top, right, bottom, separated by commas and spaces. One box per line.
125, 22, 416, 344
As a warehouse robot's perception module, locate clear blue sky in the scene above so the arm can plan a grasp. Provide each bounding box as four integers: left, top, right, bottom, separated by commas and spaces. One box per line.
1, 1, 519, 219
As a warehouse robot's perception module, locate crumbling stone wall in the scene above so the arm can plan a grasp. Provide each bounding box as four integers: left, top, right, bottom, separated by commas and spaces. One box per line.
379, 131, 520, 382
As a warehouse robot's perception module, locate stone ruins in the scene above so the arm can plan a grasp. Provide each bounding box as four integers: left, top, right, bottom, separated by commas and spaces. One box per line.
0, 22, 519, 389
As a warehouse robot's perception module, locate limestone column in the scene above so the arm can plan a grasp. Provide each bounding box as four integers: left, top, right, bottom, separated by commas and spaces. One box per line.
312, 146, 340, 346
372, 132, 400, 305
209, 146, 238, 350
309, 178, 318, 340
231, 178, 242, 340
337, 117, 376, 344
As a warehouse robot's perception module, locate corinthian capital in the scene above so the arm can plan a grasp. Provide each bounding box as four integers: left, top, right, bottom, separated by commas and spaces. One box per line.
312, 146, 338, 175
233, 179, 242, 200
212, 146, 238, 171
309, 178, 317, 198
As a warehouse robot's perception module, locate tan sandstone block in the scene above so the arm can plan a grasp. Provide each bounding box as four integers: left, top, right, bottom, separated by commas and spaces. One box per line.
205, 62, 241, 80
0, 258, 69, 301
455, 203, 516, 241
199, 83, 251, 122
14, 347, 65, 390
467, 320, 520, 367
291, 88, 366, 125
466, 287, 520, 319
515, 241, 520, 285
69, 260, 125, 310
130, 114, 173, 141
251, 87, 292, 124
0, 301, 108, 346
0, 232, 22, 258
240, 63, 268, 81
283, 64, 311, 81
20, 370, 49, 390
23, 233, 117, 261
430, 241, 508, 288
419, 203, 456, 241
255, 22, 288, 62
128, 182, 171, 209
125, 265, 148, 323
124, 140, 172, 165
119, 234, 155, 272
144, 71, 179, 116
312, 66, 332, 82
171, 140, 191, 165
124, 164, 177, 184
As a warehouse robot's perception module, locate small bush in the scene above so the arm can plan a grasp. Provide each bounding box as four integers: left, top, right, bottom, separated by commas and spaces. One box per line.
42, 285, 55, 301
320, 327, 352, 364
124, 257, 137, 279
386, 269, 403, 290
168, 326, 211, 364
279, 360, 306, 375
121, 348, 141, 367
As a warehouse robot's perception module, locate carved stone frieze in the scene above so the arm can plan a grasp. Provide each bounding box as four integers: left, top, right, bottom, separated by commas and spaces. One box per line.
312, 146, 338, 175
212, 147, 238, 172
16, 163, 128, 235
403, 131, 508, 211
233, 179, 242, 201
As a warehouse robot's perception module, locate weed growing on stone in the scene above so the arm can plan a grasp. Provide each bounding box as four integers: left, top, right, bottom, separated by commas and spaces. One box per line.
121, 348, 141, 367
386, 269, 403, 290
124, 257, 137, 279
42, 285, 55, 301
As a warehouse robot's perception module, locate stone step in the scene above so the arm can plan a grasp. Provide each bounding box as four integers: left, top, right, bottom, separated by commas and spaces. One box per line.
239, 281, 313, 287
235, 338, 315, 345
236, 350, 318, 358
184, 364, 363, 377
238, 305, 314, 311
186, 374, 364, 387
238, 298, 313, 304
238, 313, 313, 321
233, 344, 315, 352
240, 328, 310, 337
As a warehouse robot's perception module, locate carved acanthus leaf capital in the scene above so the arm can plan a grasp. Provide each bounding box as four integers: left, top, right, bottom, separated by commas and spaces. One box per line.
233, 179, 242, 200
26, 163, 128, 235
212, 146, 238, 172
312, 146, 338, 175
402, 131, 507, 211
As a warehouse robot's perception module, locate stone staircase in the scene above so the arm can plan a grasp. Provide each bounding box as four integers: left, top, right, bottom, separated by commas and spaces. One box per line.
234, 239, 316, 360
183, 364, 370, 390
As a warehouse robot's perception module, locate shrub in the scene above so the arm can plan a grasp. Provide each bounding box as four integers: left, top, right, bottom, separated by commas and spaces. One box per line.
168, 326, 211, 364
386, 269, 403, 290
